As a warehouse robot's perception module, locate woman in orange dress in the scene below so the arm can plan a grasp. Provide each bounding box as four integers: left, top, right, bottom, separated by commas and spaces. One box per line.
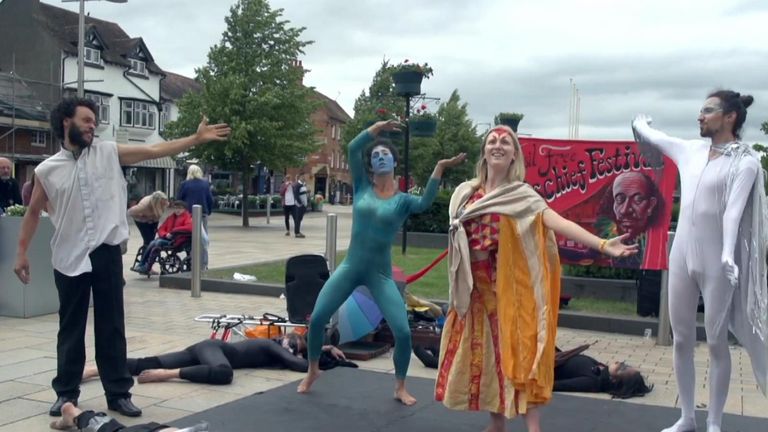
435, 125, 637, 432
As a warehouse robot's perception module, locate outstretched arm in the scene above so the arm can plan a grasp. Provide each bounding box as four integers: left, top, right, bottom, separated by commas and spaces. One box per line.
721, 156, 760, 285
407, 153, 467, 214
118, 116, 230, 165
542, 209, 639, 258
631, 114, 689, 166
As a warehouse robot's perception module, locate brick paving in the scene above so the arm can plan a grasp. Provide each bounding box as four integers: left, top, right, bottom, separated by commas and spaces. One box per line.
0, 205, 765, 430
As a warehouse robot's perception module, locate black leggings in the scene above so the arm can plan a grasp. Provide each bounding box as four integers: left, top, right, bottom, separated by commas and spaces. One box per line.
134, 221, 158, 247
127, 339, 308, 385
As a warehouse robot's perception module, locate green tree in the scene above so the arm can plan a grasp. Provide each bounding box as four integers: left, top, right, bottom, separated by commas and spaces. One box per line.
164, 0, 319, 227
341, 60, 402, 153
411, 90, 479, 186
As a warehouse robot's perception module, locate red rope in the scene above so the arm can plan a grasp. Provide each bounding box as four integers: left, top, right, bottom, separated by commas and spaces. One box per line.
405, 248, 448, 284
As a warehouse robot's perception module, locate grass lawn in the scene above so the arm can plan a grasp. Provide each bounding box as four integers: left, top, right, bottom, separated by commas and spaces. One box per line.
564, 297, 637, 316
207, 248, 637, 316
206, 246, 450, 300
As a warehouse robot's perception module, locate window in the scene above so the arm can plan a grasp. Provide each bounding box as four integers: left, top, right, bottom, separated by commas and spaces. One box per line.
121, 100, 156, 129
331, 124, 336, 140
31, 130, 47, 147
335, 125, 341, 139
121, 100, 133, 126
85, 93, 110, 124
129, 59, 147, 76
84, 47, 102, 65
160, 103, 171, 132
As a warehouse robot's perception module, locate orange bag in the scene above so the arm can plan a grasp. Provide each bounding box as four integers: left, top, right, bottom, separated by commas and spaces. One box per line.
244, 324, 282, 339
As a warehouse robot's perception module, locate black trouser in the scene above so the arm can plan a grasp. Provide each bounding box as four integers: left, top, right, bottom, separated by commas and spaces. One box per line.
282, 205, 295, 231
52, 243, 133, 402
293, 205, 305, 234
134, 221, 158, 247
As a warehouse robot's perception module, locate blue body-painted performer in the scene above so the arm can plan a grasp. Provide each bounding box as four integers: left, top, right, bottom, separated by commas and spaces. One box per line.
298, 120, 466, 405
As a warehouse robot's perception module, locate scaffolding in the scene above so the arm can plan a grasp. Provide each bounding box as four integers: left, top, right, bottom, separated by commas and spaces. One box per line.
0, 58, 62, 165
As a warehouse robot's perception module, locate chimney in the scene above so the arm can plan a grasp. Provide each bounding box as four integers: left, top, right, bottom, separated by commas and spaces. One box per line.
291, 59, 306, 85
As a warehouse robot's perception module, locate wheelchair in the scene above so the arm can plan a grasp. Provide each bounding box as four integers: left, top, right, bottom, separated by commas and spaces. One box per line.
132, 231, 192, 277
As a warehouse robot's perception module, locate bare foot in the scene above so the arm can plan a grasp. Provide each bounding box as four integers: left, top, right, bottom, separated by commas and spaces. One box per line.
394, 387, 417, 406
137, 369, 176, 383
297, 370, 321, 393
49, 402, 77, 430
82, 365, 99, 382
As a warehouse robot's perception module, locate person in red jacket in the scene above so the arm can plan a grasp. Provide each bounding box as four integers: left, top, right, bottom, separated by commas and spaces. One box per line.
132, 200, 192, 274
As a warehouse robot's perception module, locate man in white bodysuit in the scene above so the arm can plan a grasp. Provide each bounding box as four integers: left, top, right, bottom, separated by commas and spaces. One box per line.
632, 90, 767, 432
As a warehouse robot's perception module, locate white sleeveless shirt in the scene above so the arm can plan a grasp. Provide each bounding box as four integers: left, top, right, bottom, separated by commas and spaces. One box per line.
35, 141, 129, 276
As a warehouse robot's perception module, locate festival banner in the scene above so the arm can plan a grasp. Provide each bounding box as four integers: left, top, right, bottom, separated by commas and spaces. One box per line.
519, 137, 677, 270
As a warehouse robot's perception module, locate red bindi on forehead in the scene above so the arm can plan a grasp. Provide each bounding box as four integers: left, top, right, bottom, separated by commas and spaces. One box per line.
490, 127, 511, 138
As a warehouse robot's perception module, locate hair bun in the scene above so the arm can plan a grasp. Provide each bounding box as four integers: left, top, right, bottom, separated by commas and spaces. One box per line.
740, 95, 754, 109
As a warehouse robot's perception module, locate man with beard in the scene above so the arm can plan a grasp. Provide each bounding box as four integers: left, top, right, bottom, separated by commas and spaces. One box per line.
633, 90, 767, 432
13, 98, 230, 418
0, 156, 22, 211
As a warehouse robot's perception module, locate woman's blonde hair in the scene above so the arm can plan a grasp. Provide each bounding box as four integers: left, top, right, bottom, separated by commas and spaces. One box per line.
186, 164, 204, 180
471, 125, 526, 187
148, 191, 169, 220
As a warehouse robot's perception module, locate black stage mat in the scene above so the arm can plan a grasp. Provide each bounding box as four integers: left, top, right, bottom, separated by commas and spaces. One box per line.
174, 368, 764, 431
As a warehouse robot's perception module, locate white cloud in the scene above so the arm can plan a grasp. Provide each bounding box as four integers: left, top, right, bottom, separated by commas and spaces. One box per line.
50, 0, 768, 143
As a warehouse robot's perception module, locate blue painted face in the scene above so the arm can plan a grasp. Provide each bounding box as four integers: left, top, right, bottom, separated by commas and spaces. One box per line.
371, 146, 395, 174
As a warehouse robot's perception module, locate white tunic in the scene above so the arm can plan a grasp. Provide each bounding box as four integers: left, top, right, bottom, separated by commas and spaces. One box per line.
35, 141, 129, 276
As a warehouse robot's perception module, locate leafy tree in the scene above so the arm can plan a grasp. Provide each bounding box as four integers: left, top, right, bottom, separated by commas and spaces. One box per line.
410, 90, 479, 186
164, 0, 319, 227
341, 60, 402, 153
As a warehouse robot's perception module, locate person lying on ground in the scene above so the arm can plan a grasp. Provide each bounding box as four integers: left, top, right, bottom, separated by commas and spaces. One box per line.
50, 401, 209, 432
414, 343, 653, 399
82, 333, 354, 385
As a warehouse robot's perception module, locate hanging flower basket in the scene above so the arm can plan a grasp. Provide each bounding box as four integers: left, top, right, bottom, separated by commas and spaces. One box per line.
409, 118, 437, 137
392, 71, 424, 97
390, 60, 433, 97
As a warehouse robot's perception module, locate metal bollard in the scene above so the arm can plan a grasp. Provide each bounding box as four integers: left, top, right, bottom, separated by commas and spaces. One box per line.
656, 231, 674, 346
325, 213, 338, 274
191, 205, 202, 298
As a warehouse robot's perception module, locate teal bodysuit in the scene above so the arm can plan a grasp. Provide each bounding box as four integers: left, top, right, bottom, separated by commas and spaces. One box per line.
307, 129, 439, 379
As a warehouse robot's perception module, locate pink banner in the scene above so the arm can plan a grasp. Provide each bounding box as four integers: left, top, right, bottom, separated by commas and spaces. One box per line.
520, 137, 677, 270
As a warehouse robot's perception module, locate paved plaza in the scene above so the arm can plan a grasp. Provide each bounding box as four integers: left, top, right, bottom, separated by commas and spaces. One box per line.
0, 205, 765, 430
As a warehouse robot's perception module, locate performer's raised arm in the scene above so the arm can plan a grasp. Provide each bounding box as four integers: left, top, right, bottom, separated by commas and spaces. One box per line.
407, 154, 466, 214
631, 114, 690, 165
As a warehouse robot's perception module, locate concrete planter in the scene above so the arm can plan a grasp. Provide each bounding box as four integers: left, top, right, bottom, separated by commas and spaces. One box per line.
0, 216, 59, 318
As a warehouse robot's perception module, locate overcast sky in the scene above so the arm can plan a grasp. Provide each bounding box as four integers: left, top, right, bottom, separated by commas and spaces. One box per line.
51, 0, 768, 143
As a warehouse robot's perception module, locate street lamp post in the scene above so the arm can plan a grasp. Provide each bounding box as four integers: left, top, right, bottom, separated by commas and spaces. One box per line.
62, 0, 127, 98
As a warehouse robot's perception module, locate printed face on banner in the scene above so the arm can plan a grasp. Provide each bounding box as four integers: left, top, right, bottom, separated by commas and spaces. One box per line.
610, 172, 659, 241
520, 137, 677, 270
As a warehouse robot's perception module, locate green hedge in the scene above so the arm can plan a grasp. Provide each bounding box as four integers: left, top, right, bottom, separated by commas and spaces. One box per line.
406, 188, 645, 281
561, 265, 639, 280
406, 189, 452, 233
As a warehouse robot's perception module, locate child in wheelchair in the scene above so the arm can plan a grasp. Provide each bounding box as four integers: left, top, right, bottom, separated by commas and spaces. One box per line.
132, 200, 192, 275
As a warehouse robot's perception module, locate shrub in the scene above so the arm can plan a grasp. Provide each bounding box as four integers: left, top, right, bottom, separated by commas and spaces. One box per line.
407, 189, 452, 233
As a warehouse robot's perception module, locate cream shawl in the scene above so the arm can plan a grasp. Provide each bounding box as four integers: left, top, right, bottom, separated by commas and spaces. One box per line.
448, 181, 549, 315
